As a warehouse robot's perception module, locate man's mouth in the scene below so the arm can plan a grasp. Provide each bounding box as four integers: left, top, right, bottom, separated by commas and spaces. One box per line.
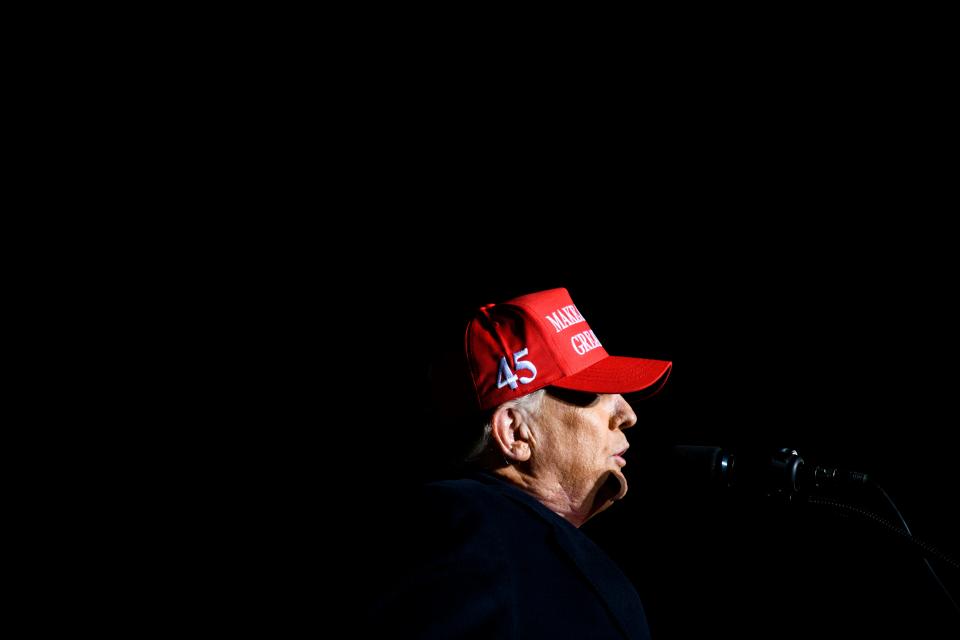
612, 446, 629, 466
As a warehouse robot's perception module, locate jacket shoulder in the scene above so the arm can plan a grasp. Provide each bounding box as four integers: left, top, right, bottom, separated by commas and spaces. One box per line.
368, 478, 521, 637
417, 477, 528, 536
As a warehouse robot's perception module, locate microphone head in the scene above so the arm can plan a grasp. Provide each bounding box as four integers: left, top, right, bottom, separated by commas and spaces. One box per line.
669, 445, 735, 489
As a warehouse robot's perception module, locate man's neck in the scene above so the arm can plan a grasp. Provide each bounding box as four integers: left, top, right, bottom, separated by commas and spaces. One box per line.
490, 466, 595, 528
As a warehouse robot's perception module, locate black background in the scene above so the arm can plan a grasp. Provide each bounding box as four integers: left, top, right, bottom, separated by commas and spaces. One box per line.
192, 98, 960, 635
72, 25, 960, 638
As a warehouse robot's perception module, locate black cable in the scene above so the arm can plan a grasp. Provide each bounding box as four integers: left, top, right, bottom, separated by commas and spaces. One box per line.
872, 483, 960, 618
806, 489, 960, 618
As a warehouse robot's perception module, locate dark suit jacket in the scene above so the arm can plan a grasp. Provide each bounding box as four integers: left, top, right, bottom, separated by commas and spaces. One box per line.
369, 472, 651, 639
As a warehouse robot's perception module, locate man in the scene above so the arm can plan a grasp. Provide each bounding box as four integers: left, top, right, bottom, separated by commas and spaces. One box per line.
369, 288, 672, 639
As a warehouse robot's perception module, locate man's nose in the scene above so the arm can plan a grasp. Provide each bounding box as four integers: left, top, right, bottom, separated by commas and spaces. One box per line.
612, 394, 637, 431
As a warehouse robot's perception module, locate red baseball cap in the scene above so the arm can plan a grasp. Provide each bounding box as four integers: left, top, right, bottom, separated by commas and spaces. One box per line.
465, 288, 672, 410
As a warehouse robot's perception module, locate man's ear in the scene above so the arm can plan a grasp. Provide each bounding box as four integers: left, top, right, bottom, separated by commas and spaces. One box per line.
490, 405, 532, 463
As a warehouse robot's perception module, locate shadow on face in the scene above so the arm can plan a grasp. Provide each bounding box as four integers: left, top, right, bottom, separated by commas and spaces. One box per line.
545, 387, 601, 408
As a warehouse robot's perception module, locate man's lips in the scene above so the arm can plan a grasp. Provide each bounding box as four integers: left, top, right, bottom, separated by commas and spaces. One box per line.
612, 446, 629, 466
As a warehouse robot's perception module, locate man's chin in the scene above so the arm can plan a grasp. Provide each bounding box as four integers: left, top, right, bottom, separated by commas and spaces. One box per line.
585, 469, 628, 523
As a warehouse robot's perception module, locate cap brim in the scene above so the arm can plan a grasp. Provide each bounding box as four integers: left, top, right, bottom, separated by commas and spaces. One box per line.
551, 356, 672, 397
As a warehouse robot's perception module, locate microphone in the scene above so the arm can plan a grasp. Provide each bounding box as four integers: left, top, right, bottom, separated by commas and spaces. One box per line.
668, 445, 870, 497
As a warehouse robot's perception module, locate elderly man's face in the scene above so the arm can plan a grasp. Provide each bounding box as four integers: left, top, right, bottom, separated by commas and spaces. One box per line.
529, 389, 638, 502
